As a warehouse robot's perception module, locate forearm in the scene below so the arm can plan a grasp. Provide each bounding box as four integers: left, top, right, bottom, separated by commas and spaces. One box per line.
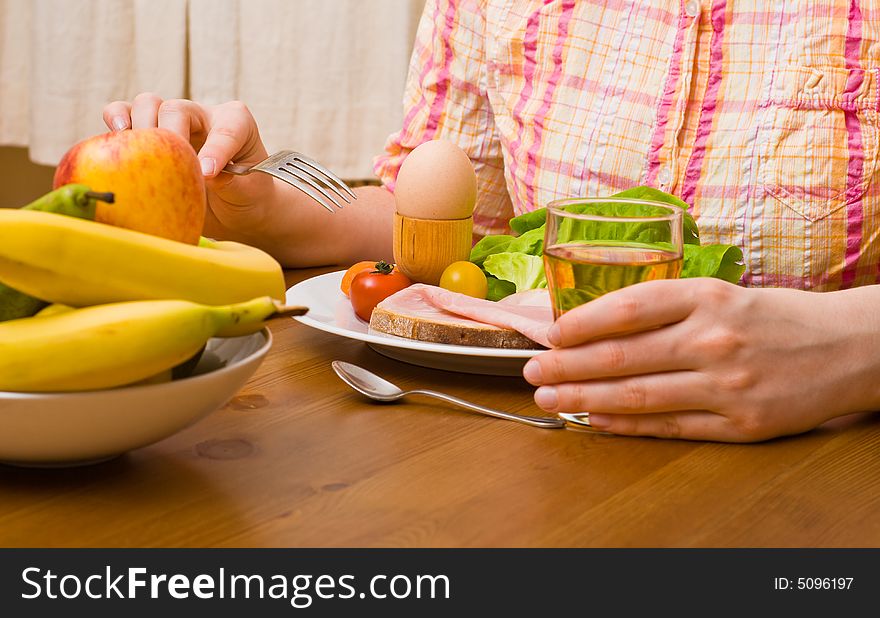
827, 284, 880, 414
205, 183, 395, 268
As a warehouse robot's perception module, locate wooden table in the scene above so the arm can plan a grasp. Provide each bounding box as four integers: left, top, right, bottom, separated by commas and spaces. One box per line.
2, 268, 880, 548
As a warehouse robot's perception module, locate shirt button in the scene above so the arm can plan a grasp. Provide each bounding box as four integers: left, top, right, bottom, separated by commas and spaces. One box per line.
685, 0, 700, 17
657, 167, 672, 185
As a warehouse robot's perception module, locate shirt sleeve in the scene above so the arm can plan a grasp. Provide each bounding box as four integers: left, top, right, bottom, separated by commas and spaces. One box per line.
373, 0, 514, 236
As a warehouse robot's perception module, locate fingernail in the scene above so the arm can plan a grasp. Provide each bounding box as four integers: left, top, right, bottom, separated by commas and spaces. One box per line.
200, 157, 216, 177
588, 413, 610, 429
523, 360, 543, 384
534, 386, 558, 410
547, 324, 561, 346
111, 116, 128, 132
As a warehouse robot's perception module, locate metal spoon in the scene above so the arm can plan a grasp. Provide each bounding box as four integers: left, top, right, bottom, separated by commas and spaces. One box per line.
331, 361, 566, 429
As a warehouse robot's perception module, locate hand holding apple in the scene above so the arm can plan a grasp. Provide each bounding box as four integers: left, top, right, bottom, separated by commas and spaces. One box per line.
101, 96, 277, 241
53, 128, 207, 244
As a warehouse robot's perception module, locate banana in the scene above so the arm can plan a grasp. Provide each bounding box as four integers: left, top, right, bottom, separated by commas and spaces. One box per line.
34, 304, 75, 318
0, 296, 305, 392
35, 304, 206, 383
0, 185, 113, 322
0, 209, 286, 307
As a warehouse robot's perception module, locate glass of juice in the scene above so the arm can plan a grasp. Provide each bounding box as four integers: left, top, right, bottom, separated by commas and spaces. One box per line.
543, 198, 684, 321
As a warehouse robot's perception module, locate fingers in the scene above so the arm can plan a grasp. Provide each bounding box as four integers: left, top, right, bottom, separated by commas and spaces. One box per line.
103, 101, 132, 132
524, 322, 693, 385
103, 92, 164, 130
587, 410, 737, 442
130, 92, 164, 129
548, 278, 713, 347
100, 94, 269, 205
101, 95, 265, 184
198, 101, 268, 179
104, 94, 207, 139
534, 371, 713, 416
157, 98, 208, 143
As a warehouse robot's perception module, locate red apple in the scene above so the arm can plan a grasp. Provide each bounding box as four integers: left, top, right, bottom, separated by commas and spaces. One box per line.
53, 128, 207, 244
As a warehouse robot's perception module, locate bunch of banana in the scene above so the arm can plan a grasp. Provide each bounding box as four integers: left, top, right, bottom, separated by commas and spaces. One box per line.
0, 185, 304, 393
0, 185, 113, 321
0, 296, 306, 392
0, 208, 286, 307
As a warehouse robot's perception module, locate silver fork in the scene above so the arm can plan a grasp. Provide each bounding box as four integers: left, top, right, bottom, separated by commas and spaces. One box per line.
222, 150, 357, 213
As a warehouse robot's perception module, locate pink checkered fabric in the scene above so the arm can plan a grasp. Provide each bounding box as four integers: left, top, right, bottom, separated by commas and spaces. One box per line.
374, 0, 880, 290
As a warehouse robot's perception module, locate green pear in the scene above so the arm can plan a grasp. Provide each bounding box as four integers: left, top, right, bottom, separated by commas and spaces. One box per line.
0, 185, 114, 322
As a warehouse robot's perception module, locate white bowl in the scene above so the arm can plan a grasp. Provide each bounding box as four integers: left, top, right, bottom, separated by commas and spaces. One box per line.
0, 329, 271, 467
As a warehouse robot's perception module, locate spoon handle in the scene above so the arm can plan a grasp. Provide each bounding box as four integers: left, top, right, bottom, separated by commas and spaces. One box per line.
407, 389, 565, 429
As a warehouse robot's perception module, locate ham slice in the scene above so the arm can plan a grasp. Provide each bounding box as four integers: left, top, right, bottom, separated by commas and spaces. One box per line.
498, 288, 554, 309
418, 285, 554, 347
369, 284, 553, 348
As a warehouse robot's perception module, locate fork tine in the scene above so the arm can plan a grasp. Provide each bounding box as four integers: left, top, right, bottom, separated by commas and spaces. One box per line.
279, 165, 344, 209
262, 168, 337, 213
292, 153, 358, 201
275, 167, 343, 211
284, 161, 351, 205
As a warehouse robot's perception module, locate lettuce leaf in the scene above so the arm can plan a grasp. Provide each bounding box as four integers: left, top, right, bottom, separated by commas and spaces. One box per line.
486, 276, 517, 301
682, 243, 746, 282
470, 227, 544, 266
611, 186, 701, 245
509, 208, 548, 235
473, 186, 745, 300
483, 253, 547, 293
508, 186, 701, 245
470, 235, 516, 266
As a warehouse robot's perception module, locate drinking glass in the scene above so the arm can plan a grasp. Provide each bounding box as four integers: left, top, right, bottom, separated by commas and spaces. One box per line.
543, 198, 684, 428
543, 198, 684, 321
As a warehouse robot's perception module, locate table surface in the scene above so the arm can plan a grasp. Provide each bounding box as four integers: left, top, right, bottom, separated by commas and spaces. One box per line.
2, 268, 880, 548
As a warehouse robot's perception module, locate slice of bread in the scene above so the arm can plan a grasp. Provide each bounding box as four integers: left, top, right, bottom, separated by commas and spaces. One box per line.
370, 305, 542, 349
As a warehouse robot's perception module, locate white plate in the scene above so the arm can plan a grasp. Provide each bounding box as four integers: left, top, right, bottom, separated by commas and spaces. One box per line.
286, 271, 540, 376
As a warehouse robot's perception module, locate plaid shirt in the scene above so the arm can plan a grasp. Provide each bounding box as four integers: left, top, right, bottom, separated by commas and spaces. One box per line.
374, 0, 880, 290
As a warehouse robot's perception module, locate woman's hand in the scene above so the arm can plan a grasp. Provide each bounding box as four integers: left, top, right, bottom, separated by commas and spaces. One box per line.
103, 93, 275, 238
523, 278, 880, 442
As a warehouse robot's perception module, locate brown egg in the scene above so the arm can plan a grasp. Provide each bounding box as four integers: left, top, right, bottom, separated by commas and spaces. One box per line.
394, 140, 477, 220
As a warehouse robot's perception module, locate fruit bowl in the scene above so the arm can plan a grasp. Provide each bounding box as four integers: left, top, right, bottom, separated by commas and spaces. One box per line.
0, 329, 271, 467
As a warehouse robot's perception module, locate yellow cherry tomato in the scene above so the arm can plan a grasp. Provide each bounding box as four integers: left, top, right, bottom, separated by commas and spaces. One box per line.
439, 261, 488, 299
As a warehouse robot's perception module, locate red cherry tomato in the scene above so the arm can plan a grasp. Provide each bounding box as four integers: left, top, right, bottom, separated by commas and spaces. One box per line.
349, 261, 412, 321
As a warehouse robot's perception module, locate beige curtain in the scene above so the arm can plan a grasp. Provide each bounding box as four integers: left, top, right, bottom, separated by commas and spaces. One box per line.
0, 0, 423, 178
0, 0, 187, 166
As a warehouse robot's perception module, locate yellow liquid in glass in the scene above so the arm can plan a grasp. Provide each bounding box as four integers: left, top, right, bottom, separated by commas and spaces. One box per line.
544, 243, 682, 319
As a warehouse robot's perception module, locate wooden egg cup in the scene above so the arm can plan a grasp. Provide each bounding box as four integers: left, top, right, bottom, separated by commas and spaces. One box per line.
393, 212, 473, 285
